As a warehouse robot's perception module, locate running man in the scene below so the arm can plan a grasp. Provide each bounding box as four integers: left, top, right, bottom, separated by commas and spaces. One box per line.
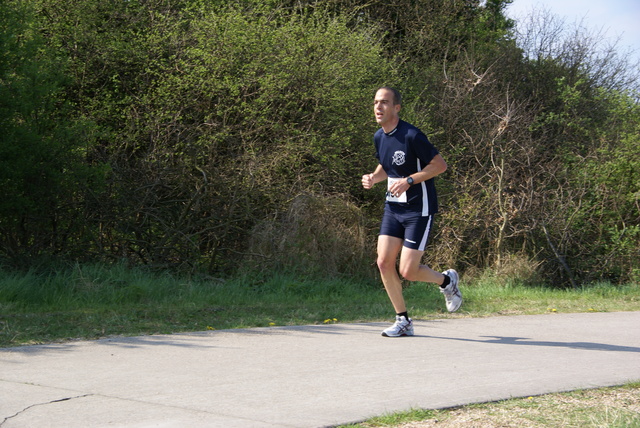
361, 87, 462, 337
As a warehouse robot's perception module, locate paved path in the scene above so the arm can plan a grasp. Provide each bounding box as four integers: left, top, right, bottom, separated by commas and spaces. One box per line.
2, 312, 639, 427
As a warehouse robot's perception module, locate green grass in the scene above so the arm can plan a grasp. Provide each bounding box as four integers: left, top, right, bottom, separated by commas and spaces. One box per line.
339, 382, 640, 427
1, 263, 639, 347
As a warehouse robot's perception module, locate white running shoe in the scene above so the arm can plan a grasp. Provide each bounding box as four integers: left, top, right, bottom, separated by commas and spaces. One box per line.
381, 315, 414, 337
440, 269, 462, 312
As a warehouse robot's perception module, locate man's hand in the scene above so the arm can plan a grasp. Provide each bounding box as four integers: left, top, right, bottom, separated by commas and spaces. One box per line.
388, 178, 410, 197
361, 173, 375, 189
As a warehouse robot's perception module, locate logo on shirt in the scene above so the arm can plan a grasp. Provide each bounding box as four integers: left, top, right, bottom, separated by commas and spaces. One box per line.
391, 150, 406, 166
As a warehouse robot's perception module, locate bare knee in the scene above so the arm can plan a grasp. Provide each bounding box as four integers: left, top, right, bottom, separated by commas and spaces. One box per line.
377, 255, 396, 276
399, 264, 420, 281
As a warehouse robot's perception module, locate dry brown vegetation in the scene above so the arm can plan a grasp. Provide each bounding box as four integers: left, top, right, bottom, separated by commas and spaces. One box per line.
365, 385, 640, 428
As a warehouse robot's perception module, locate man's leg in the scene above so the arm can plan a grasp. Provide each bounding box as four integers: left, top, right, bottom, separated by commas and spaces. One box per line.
398, 247, 445, 284
377, 235, 415, 337
398, 247, 462, 313
376, 235, 405, 313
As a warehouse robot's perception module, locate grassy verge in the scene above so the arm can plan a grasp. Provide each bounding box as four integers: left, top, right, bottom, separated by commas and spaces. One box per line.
2, 264, 639, 427
1, 263, 639, 347
339, 382, 640, 428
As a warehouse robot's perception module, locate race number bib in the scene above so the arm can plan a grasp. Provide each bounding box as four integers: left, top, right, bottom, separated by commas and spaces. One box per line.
386, 177, 407, 203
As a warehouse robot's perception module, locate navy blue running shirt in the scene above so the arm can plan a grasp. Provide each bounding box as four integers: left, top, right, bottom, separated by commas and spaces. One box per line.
374, 120, 439, 216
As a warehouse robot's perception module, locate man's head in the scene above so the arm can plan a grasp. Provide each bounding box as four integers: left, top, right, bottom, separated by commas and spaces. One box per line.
374, 87, 401, 131
378, 87, 402, 105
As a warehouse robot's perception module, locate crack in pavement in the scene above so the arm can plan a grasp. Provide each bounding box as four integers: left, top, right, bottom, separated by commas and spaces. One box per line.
1, 394, 93, 426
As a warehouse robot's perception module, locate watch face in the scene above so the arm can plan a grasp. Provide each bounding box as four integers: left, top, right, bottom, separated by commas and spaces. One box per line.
407, 177, 414, 185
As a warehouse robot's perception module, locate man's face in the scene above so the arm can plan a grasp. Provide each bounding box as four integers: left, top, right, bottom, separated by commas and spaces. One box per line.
374, 89, 400, 127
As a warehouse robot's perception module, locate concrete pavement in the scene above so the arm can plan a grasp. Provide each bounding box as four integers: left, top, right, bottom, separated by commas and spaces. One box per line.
1, 311, 639, 427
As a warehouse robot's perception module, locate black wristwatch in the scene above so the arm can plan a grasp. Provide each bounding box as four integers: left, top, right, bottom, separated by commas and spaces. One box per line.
406, 176, 414, 186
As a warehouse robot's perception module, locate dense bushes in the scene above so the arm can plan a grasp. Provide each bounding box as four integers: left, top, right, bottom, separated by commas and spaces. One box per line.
1, 0, 638, 284
0, 1, 103, 262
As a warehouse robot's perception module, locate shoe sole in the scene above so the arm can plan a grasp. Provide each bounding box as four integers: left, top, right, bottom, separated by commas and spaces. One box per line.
381, 327, 415, 337
448, 297, 462, 312
381, 331, 414, 337
444, 269, 462, 312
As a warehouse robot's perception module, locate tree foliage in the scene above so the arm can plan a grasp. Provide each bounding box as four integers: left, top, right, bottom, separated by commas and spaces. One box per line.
0, 0, 103, 263
1, 0, 638, 284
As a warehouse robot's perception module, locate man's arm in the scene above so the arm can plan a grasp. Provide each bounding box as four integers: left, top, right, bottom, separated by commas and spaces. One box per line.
412, 154, 447, 183
362, 164, 388, 189
389, 154, 447, 195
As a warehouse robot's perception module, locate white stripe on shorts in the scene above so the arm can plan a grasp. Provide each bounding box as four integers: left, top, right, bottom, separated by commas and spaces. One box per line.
418, 215, 433, 251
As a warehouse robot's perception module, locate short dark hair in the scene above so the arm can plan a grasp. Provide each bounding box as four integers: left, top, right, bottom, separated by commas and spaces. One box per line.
378, 87, 402, 105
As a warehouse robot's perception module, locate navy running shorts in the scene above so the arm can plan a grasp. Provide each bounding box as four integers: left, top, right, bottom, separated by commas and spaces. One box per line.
379, 204, 434, 251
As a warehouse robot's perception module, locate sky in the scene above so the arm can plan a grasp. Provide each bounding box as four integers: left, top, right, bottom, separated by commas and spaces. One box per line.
504, 0, 640, 63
